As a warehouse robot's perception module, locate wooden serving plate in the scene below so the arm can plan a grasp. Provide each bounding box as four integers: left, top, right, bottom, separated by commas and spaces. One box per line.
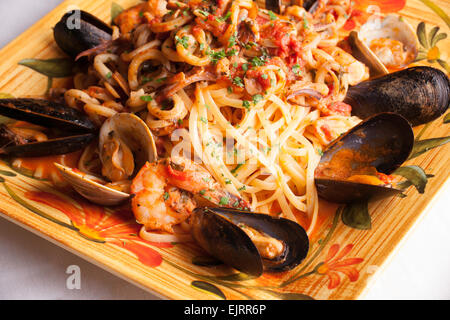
0, 0, 448, 300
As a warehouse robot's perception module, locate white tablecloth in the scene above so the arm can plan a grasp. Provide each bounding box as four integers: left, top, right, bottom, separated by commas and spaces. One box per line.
0, 0, 449, 300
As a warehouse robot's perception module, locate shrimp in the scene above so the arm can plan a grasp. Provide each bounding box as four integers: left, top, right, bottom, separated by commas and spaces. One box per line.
114, 1, 169, 35
131, 156, 249, 233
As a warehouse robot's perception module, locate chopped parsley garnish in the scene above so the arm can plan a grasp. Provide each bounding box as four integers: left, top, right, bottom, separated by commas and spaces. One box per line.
268, 10, 278, 20
200, 116, 208, 124
219, 197, 229, 205
292, 64, 302, 75
175, 35, 189, 49
225, 178, 232, 184
242, 100, 251, 110
251, 56, 267, 67
241, 63, 249, 71
228, 32, 237, 48
198, 10, 209, 17
303, 13, 309, 29
163, 192, 170, 200
199, 189, 206, 195
140, 95, 153, 102
238, 185, 246, 191
317, 148, 324, 156
232, 76, 244, 87
261, 74, 268, 79
208, 49, 226, 64
231, 163, 244, 174
252, 94, 264, 104
106, 72, 112, 79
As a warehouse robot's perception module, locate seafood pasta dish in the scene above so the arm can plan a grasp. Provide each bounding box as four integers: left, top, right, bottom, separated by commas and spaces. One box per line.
0, 0, 448, 274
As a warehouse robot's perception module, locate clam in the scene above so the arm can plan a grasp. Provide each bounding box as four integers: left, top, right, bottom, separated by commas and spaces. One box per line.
0, 98, 95, 157
348, 14, 419, 77
55, 113, 158, 206
54, 163, 130, 206
190, 207, 309, 276
344, 66, 450, 126
54, 10, 112, 58
315, 113, 414, 203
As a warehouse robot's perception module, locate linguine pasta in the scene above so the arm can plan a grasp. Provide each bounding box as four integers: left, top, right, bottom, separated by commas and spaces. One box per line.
64, 0, 370, 235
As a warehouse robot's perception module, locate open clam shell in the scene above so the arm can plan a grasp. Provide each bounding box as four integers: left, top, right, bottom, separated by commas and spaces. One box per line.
344, 66, 450, 126
99, 113, 158, 182
348, 14, 419, 77
349, 14, 419, 76
56, 113, 158, 206
315, 113, 414, 203
190, 207, 309, 277
55, 163, 130, 206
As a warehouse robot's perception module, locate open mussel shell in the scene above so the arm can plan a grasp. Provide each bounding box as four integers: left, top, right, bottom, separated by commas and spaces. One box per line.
256, 0, 317, 13
0, 98, 96, 157
0, 98, 96, 132
54, 163, 130, 206
344, 67, 450, 126
315, 113, 414, 203
2, 134, 95, 158
54, 10, 112, 58
190, 207, 309, 277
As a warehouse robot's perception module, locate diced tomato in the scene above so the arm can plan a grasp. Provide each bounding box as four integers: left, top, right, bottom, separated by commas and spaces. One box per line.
327, 101, 352, 116
320, 124, 334, 141
245, 69, 271, 90
376, 172, 395, 185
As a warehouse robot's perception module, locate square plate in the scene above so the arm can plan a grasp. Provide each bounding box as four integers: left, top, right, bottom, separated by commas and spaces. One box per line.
0, 0, 448, 300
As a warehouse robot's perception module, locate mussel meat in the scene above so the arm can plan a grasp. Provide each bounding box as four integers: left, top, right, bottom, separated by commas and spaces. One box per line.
344, 66, 450, 126
190, 207, 309, 277
0, 98, 96, 157
315, 112, 414, 203
54, 10, 112, 58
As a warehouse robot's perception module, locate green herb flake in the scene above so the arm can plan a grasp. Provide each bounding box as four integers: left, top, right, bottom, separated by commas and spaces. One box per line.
140, 95, 153, 102
219, 197, 229, 205
268, 10, 278, 20
252, 94, 264, 104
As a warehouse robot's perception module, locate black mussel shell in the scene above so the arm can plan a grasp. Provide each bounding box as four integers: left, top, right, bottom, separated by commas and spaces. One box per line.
0, 98, 96, 157
190, 207, 309, 277
344, 66, 450, 126
263, 0, 317, 13
0, 98, 96, 132
54, 10, 112, 58
315, 113, 414, 203
0, 133, 95, 157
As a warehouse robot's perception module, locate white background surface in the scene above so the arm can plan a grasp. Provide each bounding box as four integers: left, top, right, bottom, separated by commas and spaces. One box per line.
0, 0, 449, 300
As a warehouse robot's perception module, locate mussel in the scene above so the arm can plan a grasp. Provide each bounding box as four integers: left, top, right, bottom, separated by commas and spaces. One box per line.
190, 207, 309, 277
53, 10, 112, 58
257, 0, 318, 13
0, 98, 95, 157
55, 113, 157, 206
314, 112, 414, 203
344, 66, 450, 126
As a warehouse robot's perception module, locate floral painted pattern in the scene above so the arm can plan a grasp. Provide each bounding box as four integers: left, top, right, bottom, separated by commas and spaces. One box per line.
25, 190, 172, 267
317, 244, 364, 289
0, 0, 449, 300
